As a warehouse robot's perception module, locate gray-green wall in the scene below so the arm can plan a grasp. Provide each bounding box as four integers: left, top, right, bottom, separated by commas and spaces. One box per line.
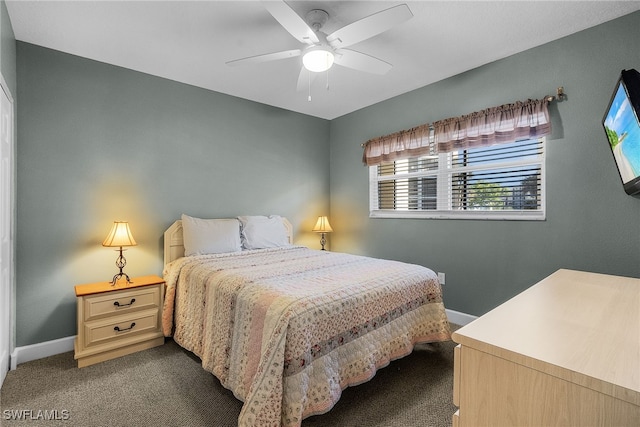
14, 11, 640, 347
16, 42, 330, 346
329, 11, 640, 316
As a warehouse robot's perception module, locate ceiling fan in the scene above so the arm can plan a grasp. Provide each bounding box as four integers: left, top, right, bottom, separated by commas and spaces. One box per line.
226, 1, 413, 92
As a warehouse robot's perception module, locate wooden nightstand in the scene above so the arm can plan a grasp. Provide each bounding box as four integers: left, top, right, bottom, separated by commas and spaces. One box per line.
74, 275, 165, 368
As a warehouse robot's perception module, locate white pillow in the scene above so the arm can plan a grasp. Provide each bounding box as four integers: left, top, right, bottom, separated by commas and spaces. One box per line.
181, 214, 242, 256
238, 215, 290, 250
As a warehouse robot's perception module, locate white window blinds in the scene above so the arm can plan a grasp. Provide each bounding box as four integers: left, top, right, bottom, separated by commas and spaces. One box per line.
369, 137, 545, 220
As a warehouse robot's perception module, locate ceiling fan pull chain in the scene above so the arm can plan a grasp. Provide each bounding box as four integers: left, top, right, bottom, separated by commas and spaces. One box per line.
326, 69, 330, 91
308, 71, 312, 102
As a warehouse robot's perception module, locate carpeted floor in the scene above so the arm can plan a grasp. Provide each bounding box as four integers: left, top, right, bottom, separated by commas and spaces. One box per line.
1, 327, 459, 427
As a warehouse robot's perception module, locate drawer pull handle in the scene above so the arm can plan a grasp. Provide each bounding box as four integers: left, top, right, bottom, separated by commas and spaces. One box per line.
114, 298, 136, 308
114, 322, 136, 332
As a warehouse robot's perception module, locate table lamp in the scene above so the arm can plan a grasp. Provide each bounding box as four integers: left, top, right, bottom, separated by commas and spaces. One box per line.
102, 221, 137, 285
312, 216, 333, 250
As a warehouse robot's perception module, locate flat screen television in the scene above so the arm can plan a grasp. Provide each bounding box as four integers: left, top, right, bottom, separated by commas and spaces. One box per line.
602, 68, 640, 196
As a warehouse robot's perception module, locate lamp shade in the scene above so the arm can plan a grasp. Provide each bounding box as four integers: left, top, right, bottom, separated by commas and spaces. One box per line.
312, 216, 333, 233
102, 221, 137, 247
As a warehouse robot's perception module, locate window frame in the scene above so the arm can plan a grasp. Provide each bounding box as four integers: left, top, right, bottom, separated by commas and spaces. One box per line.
369, 138, 546, 221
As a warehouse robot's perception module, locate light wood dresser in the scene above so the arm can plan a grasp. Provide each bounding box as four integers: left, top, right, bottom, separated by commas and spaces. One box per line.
74, 275, 165, 368
452, 269, 640, 427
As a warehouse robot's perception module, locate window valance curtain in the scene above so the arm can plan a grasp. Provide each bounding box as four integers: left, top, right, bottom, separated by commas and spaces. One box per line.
433, 98, 552, 153
362, 98, 552, 166
361, 123, 433, 166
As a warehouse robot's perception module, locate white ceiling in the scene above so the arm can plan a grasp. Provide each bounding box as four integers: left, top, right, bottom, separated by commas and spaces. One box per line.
7, 1, 640, 120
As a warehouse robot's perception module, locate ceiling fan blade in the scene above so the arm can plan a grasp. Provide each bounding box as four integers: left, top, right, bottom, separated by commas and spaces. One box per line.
226, 49, 301, 67
296, 66, 317, 92
334, 49, 393, 75
327, 4, 413, 49
262, 0, 319, 45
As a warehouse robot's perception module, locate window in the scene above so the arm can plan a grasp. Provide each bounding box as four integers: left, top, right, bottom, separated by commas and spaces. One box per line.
369, 138, 545, 220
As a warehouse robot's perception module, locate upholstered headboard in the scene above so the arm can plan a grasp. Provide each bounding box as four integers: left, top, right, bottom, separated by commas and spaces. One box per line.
163, 218, 294, 265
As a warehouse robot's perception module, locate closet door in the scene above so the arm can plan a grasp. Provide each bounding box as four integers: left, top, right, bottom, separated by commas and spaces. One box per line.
0, 81, 13, 387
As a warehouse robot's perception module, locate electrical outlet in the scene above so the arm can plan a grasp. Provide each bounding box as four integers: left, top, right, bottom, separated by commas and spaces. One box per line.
437, 272, 445, 285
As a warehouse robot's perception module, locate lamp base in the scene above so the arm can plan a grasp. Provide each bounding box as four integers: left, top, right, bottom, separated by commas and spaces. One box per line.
319, 232, 327, 251
110, 247, 133, 286
110, 272, 133, 286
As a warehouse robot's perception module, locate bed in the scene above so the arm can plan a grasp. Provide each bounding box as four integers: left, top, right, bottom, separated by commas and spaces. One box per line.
161, 215, 451, 427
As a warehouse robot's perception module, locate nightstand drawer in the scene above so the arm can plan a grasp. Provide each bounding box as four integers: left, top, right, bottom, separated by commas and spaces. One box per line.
83, 286, 160, 321
83, 308, 160, 348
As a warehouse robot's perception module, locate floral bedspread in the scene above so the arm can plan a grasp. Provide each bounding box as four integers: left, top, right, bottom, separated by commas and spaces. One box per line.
162, 246, 451, 427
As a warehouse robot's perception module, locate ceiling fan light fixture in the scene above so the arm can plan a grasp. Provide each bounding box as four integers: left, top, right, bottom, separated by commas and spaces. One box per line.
302, 47, 334, 73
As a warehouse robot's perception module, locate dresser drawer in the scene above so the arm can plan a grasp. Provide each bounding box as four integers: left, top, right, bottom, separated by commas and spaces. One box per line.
82, 308, 160, 348
83, 285, 161, 321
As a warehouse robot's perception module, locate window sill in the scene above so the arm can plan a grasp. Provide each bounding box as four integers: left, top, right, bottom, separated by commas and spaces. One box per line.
369, 209, 546, 221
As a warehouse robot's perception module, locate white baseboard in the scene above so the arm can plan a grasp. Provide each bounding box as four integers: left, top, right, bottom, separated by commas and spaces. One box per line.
7, 308, 477, 369
446, 308, 477, 326
10, 335, 75, 370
